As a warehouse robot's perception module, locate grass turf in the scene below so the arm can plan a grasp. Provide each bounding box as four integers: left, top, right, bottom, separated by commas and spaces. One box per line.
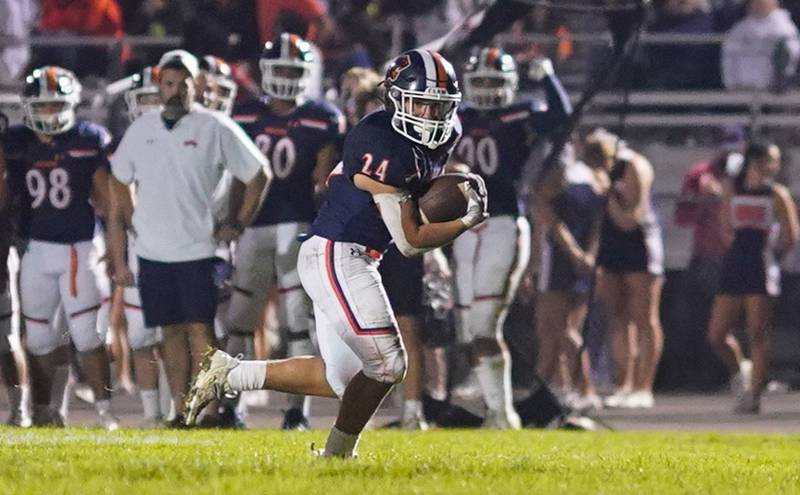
1, 428, 798, 494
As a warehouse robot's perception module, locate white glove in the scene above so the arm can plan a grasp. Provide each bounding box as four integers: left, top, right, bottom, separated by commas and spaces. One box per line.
459, 173, 488, 228
528, 57, 554, 82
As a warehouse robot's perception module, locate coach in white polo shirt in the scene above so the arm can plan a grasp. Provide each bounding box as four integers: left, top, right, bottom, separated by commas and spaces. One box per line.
108, 50, 270, 423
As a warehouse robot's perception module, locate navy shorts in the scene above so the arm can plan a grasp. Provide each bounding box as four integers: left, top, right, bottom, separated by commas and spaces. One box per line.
378, 245, 424, 316
138, 257, 218, 327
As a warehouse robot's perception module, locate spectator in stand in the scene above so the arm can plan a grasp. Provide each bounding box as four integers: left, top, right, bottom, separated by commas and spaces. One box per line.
645, 0, 721, 89
721, 0, 800, 91
183, 0, 261, 63
35, 0, 125, 77
0, 0, 37, 84
672, 130, 744, 386
256, 0, 327, 46
126, 0, 188, 68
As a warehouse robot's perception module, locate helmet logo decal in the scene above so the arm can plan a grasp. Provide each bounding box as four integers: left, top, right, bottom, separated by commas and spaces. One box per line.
387, 55, 411, 82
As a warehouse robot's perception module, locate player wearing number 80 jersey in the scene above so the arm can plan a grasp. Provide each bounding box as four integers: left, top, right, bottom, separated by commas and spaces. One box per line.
2, 66, 118, 429
224, 33, 345, 429
450, 49, 571, 429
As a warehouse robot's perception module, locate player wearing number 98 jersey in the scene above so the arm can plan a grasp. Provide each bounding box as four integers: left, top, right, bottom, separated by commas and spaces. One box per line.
450, 48, 572, 429
224, 33, 345, 429
2, 66, 118, 429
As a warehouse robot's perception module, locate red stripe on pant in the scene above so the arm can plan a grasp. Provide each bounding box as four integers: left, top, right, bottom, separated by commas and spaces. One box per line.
323, 240, 394, 336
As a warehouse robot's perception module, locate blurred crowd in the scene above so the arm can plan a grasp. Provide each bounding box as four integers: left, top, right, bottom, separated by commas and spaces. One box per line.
1, 0, 800, 92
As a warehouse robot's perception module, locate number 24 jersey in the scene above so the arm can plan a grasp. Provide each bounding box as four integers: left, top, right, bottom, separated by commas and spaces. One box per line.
2, 120, 111, 243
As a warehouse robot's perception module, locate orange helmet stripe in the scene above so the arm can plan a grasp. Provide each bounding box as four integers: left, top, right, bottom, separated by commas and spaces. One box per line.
431, 51, 447, 89
486, 48, 500, 67
45, 67, 59, 91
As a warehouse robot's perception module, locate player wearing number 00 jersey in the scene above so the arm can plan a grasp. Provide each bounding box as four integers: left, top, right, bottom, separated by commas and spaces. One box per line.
2, 66, 118, 430
450, 48, 572, 429
224, 33, 345, 429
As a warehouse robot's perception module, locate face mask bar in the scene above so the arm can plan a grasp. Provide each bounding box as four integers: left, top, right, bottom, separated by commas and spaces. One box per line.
259, 59, 311, 100
207, 77, 238, 115
23, 98, 76, 135
464, 70, 518, 110
125, 87, 161, 121
388, 87, 461, 149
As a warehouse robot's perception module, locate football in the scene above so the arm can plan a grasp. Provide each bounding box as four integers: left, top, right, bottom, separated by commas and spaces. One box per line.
417, 173, 470, 224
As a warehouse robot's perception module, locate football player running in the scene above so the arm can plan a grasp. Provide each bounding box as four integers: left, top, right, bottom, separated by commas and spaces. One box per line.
218, 33, 344, 430
186, 49, 487, 457
2, 66, 119, 430
450, 49, 571, 428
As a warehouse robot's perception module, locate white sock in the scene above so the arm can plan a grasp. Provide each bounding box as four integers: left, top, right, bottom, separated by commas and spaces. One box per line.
226, 361, 267, 391
52, 365, 71, 421
139, 389, 160, 420
402, 399, 423, 421
95, 399, 111, 415
474, 353, 514, 413
157, 361, 173, 419
287, 393, 310, 415
324, 426, 359, 457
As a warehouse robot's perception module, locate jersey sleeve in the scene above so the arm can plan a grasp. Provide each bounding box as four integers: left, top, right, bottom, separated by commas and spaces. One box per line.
343, 119, 416, 190
217, 112, 269, 183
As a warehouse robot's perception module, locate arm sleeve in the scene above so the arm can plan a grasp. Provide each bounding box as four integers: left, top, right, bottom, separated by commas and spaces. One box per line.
217, 114, 269, 183
530, 73, 572, 134
373, 192, 428, 257
109, 127, 135, 185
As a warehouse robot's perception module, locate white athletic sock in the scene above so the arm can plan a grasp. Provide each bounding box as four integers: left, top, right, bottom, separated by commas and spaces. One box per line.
226, 361, 267, 391
287, 394, 310, 415
323, 426, 360, 457
95, 399, 111, 415
52, 365, 71, 421
139, 389, 160, 420
402, 399, 423, 421
157, 361, 172, 419
474, 353, 514, 413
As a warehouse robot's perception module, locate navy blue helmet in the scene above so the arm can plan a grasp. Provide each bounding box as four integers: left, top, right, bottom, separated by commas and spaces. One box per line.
383, 49, 461, 149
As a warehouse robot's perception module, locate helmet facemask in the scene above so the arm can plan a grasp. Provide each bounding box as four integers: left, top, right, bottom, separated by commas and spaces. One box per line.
464, 70, 518, 110
124, 87, 161, 121
387, 86, 460, 149
22, 67, 82, 135
259, 59, 310, 100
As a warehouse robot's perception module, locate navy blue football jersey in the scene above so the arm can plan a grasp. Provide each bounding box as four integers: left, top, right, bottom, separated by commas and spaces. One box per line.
232, 97, 345, 226
456, 74, 570, 216
3, 120, 111, 243
311, 109, 457, 252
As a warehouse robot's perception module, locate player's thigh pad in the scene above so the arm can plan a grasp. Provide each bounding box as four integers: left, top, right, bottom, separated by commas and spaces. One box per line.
467, 216, 531, 340
298, 237, 406, 389
225, 226, 276, 332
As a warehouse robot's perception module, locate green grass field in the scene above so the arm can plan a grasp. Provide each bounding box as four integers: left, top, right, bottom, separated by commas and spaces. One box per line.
1, 428, 799, 494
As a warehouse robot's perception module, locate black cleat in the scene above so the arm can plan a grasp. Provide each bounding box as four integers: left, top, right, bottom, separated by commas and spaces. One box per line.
281, 408, 310, 431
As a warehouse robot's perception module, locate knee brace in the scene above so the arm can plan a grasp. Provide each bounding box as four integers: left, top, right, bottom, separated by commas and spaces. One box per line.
361, 337, 407, 385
